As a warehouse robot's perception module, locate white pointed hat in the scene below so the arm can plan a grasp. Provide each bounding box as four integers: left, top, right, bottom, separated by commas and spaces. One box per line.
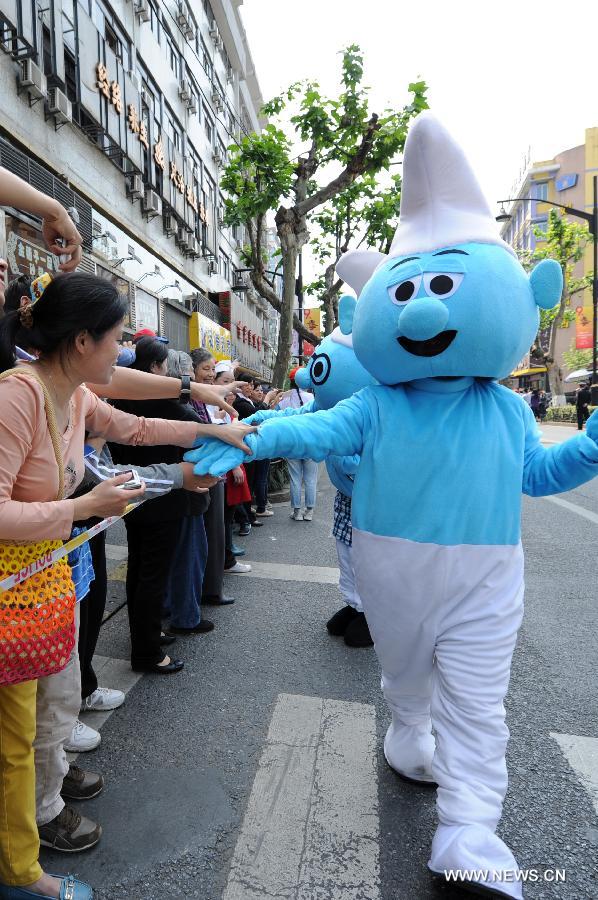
337, 112, 515, 294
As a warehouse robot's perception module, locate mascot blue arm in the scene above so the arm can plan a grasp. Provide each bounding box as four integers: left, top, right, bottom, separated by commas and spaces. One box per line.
523, 401, 598, 495
187, 392, 368, 476
244, 400, 315, 425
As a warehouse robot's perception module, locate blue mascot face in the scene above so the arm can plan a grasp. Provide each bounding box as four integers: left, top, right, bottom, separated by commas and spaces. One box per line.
347, 242, 561, 385
295, 332, 376, 409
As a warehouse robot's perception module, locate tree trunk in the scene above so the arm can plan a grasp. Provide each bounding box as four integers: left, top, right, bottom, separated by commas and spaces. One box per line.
546, 290, 567, 403
272, 240, 298, 387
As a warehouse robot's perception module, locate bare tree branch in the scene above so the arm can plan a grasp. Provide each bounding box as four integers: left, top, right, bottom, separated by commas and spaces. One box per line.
295, 114, 380, 218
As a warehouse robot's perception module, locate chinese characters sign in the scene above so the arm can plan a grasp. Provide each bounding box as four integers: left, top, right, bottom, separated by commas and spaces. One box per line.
5, 217, 57, 279
189, 312, 232, 361
575, 303, 594, 349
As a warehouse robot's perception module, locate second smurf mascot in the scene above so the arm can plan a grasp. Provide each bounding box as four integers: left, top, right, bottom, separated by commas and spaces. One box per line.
187, 113, 598, 897
246, 326, 376, 646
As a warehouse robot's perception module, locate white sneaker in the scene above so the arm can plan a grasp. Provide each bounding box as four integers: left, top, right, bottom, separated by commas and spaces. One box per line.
302, 508, 314, 521
224, 561, 252, 574
65, 719, 101, 752
81, 686, 125, 713
290, 509, 302, 521
255, 509, 274, 517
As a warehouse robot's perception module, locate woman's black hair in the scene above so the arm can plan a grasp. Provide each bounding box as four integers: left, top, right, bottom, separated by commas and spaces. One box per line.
0, 272, 127, 373
130, 335, 168, 373
4, 273, 32, 314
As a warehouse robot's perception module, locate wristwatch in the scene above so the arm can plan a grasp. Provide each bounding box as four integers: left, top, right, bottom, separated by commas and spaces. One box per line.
179, 375, 191, 403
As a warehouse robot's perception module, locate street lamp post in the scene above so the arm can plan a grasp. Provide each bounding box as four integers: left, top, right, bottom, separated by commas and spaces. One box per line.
496, 174, 598, 403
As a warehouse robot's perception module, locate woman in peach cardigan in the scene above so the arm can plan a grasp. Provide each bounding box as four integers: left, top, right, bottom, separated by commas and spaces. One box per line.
0, 272, 252, 900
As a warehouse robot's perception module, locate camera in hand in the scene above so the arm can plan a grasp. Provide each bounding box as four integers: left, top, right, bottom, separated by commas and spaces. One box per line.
120, 470, 142, 491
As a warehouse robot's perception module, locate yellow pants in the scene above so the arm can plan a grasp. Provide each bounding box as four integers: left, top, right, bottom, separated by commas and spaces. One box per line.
0, 679, 42, 886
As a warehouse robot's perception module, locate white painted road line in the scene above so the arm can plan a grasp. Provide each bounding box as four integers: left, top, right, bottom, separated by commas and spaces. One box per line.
227, 560, 340, 584
543, 495, 598, 526
106, 543, 128, 561
551, 732, 598, 815
223, 692, 380, 900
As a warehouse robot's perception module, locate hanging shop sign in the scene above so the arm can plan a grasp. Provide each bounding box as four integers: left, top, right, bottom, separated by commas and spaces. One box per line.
5, 216, 58, 279
135, 289, 160, 333
189, 312, 232, 361
575, 302, 594, 350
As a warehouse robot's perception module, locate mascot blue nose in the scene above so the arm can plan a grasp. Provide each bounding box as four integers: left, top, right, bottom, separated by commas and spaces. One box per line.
398, 298, 450, 341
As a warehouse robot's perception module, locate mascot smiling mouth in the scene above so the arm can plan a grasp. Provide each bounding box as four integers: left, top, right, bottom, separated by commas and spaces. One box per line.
398, 330, 457, 357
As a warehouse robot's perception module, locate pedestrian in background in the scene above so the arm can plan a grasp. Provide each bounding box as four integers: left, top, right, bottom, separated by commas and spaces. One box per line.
575, 381, 591, 431
277, 368, 319, 521
191, 348, 235, 605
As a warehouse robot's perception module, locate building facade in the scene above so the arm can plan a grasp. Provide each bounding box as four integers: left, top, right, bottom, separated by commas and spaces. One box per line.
499, 127, 598, 390
0, 0, 276, 376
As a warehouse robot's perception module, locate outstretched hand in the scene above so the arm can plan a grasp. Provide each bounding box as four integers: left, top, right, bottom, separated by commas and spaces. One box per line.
185, 433, 258, 476
198, 422, 257, 453
190, 381, 246, 418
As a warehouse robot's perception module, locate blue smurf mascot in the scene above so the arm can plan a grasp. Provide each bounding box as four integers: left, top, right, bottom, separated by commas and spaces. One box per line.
246, 326, 377, 646
187, 113, 598, 897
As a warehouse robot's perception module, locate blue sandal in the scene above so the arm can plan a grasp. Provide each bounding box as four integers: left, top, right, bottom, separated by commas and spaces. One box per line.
0, 875, 92, 899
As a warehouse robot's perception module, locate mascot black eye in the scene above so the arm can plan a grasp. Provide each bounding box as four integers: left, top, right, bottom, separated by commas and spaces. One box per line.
310, 353, 331, 385
388, 274, 422, 306
423, 272, 463, 299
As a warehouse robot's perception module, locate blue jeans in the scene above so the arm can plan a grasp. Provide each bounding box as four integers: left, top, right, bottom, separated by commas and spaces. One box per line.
163, 516, 208, 629
287, 458, 319, 509
253, 459, 270, 512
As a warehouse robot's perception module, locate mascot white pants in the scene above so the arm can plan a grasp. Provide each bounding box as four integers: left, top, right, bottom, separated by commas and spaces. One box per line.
354, 533, 525, 897
336, 540, 364, 613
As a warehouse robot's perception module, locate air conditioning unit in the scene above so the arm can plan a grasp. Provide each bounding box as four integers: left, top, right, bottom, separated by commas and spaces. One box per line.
178, 79, 190, 102
177, 0, 190, 28
128, 70, 142, 93
184, 22, 195, 40
226, 64, 234, 84
18, 59, 47, 101
142, 189, 161, 217
134, 0, 150, 22
208, 259, 218, 275
209, 20, 220, 45
126, 173, 143, 199
212, 149, 223, 167
211, 90, 223, 112
163, 213, 176, 237
188, 98, 197, 115
188, 237, 200, 258
47, 86, 72, 124
176, 225, 189, 247
141, 87, 151, 106
218, 213, 226, 228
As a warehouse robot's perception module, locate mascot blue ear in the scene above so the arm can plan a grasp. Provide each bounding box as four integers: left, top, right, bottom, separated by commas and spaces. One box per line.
530, 259, 563, 310
339, 295, 357, 335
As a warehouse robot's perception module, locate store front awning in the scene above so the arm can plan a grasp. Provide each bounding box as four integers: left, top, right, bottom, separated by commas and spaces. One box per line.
510, 366, 547, 377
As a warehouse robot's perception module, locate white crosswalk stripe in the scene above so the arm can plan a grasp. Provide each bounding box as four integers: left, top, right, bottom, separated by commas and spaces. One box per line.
223, 692, 380, 899
550, 732, 598, 814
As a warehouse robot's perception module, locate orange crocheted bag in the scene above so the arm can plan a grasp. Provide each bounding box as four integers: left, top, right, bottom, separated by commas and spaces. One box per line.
0, 369, 76, 686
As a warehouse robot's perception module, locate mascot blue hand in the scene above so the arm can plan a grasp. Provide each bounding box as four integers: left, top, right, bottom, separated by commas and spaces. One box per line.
184, 434, 257, 476
585, 409, 598, 444
244, 410, 269, 425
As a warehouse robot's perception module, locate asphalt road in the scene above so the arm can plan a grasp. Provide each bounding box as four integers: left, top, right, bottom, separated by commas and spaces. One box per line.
41, 462, 598, 900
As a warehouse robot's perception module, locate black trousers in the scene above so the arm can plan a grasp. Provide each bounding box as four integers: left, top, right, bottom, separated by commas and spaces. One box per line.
577, 405, 590, 430
125, 517, 182, 665
78, 531, 107, 700
202, 481, 225, 599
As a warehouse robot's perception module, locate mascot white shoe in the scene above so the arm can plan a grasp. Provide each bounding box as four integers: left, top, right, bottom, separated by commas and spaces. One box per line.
186, 113, 598, 898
